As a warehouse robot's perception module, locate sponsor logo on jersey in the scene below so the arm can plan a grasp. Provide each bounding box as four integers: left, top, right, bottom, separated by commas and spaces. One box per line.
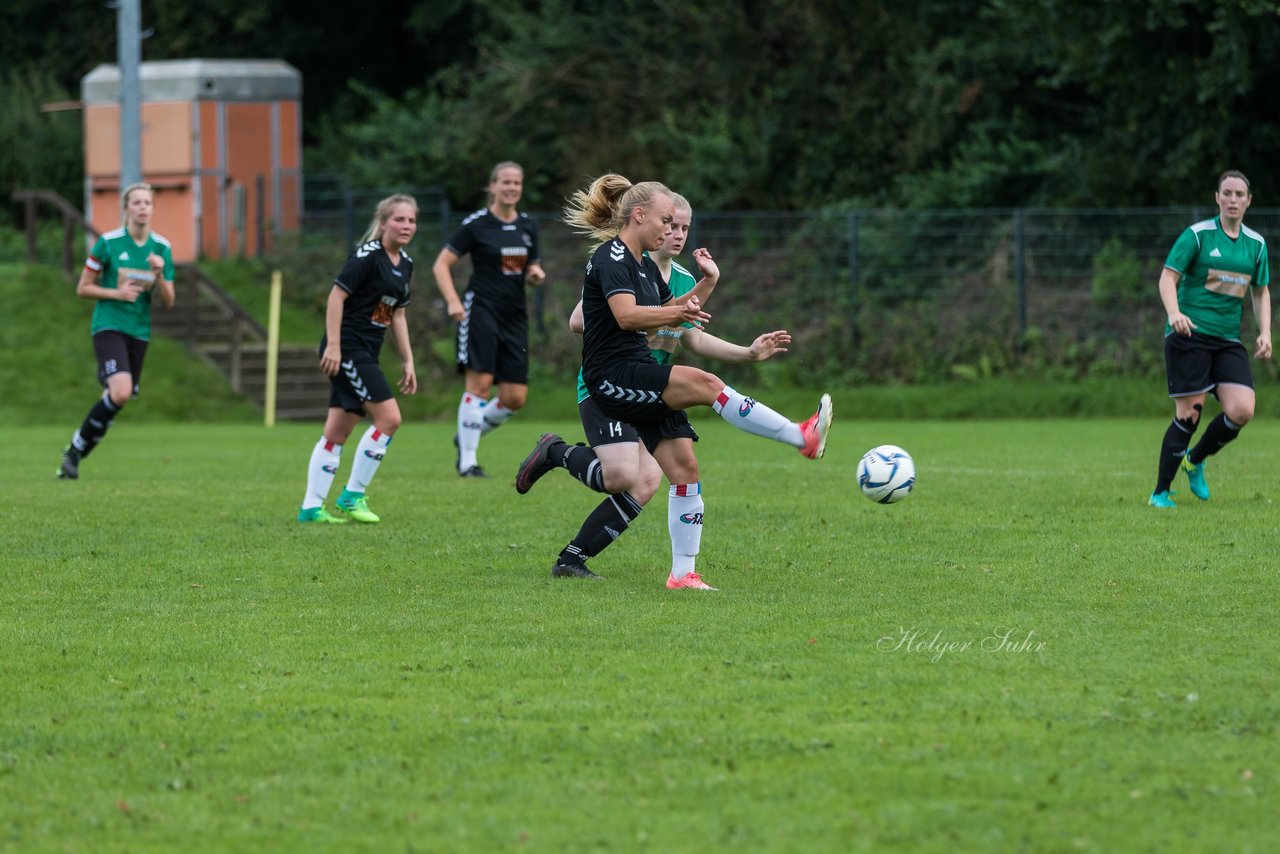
738, 397, 757, 417
679, 512, 704, 525
1210, 248, 1222, 257
1205, 267, 1250, 298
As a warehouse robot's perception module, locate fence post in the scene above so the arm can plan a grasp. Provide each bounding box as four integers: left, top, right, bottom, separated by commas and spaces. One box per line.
24, 196, 37, 261
185, 270, 200, 352
229, 314, 243, 393
344, 182, 356, 249
847, 211, 859, 346
1014, 209, 1027, 342
63, 213, 76, 278
256, 173, 266, 258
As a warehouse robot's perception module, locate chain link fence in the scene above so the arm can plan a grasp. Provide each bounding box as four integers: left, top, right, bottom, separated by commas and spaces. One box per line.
272, 194, 1280, 385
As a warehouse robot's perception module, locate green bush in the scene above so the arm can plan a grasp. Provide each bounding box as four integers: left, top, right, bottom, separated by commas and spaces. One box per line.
0, 66, 82, 210
1091, 236, 1146, 308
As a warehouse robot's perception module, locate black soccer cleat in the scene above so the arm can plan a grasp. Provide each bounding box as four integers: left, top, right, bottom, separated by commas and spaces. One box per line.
458, 465, 488, 478
552, 555, 603, 580
515, 432, 564, 495
56, 446, 81, 480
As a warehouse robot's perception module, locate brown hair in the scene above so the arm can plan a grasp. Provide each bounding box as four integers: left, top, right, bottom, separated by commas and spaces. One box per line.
1217, 170, 1250, 192
361, 193, 419, 244
562, 174, 672, 246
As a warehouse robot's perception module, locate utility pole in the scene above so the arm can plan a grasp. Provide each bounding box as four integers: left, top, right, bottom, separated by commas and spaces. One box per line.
117, 0, 142, 187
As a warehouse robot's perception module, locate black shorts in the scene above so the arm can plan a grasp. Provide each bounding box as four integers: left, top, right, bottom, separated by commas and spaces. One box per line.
93, 330, 148, 396
456, 294, 529, 384
584, 360, 678, 423
1164, 331, 1253, 397
578, 396, 698, 454
326, 345, 394, 414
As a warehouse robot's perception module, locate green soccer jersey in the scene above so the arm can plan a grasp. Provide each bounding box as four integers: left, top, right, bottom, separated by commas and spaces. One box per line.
1164, 216, 1269, 341
576, 258, 698, 402
86, 227, 175, 340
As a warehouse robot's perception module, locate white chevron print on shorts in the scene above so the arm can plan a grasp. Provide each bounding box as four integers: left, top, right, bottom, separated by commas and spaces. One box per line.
457, 291, 474, 365
343, 360, 370, 400
597, 379, 659, 403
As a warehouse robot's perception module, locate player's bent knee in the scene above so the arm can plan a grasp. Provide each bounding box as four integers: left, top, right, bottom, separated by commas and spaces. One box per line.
1227, 405, 1255, 425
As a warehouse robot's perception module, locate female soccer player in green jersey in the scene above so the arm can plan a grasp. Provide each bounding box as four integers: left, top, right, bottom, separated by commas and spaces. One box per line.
1149, 170, 1272, 507
57, 182, 174, 480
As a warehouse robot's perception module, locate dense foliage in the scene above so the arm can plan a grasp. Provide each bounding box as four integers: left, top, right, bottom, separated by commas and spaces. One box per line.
5, 0, 1280, 211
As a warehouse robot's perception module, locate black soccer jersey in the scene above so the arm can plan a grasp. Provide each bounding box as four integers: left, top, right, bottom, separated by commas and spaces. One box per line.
580, 238, 673, 389
328, 239, 413, 352
446, 209, 540, 309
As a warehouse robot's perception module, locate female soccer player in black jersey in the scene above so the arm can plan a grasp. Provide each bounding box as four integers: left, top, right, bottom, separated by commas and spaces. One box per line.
432, 161, 546, 477
297, 194, 419, 524
515, 174, 832, 580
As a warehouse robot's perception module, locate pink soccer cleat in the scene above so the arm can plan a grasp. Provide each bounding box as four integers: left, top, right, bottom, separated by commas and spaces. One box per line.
666, 571, 718, 590
798, 393, 833, 459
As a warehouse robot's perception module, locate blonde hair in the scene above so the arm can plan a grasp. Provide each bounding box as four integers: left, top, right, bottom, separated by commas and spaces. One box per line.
562, 174, 672, 246
361, 193, 419, 244
670, 192, 691, 214
120, 182, 154, 227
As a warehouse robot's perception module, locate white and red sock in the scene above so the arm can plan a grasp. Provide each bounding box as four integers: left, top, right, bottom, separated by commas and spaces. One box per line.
457, 392, 484, 470
480, 399, 514, 436
711, 386, 803, 447
302, 437, 342, 510
668, 482, 704, 579
346, 427, 392, 494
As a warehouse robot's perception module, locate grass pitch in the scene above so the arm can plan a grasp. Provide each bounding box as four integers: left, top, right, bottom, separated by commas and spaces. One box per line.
2, 417, 1277, 852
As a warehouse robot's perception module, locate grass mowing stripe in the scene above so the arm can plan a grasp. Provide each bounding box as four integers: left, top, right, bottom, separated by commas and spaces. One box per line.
1, 419, 1276, 850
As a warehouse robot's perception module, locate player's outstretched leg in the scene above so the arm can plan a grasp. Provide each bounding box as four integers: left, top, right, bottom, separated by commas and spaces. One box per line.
516, 432, 564, 494
515, 433, 607, 494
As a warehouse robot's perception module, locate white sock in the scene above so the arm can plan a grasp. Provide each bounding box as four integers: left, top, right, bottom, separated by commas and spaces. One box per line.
668, 482, 703, 579
480, 399, 514, 436
345, 427, 391, 494
457, 393, 484, 470
302, 437, 342, 510
711, 386, 804, 447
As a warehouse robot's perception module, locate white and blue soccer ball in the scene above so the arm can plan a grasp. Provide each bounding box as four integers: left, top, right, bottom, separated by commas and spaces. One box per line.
856, 445, 915, 504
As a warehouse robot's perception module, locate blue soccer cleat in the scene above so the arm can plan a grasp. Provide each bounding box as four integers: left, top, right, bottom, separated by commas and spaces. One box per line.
1180, 452, 1209, 501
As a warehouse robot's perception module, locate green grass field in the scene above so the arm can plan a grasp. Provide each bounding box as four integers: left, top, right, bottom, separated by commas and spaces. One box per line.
2, 417, 1277, 852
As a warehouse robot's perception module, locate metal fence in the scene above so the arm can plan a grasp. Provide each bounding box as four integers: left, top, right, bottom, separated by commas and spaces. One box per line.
277, 193, 1278, 382
14, 180, 1275, 382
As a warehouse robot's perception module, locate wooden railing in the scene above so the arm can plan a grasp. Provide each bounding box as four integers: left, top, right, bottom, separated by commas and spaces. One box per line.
10, 189, 102, 279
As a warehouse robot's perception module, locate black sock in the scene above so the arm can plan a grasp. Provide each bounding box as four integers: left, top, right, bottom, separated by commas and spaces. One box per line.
1155, 415, 1197, 492
1189, 413, 1242, 464
561, 492, 644, 561
73, 395, 123, 459
559, 444, 606, 492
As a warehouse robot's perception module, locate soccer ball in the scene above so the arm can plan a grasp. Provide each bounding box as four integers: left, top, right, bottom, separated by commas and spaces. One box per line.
856, 445, 915, 504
